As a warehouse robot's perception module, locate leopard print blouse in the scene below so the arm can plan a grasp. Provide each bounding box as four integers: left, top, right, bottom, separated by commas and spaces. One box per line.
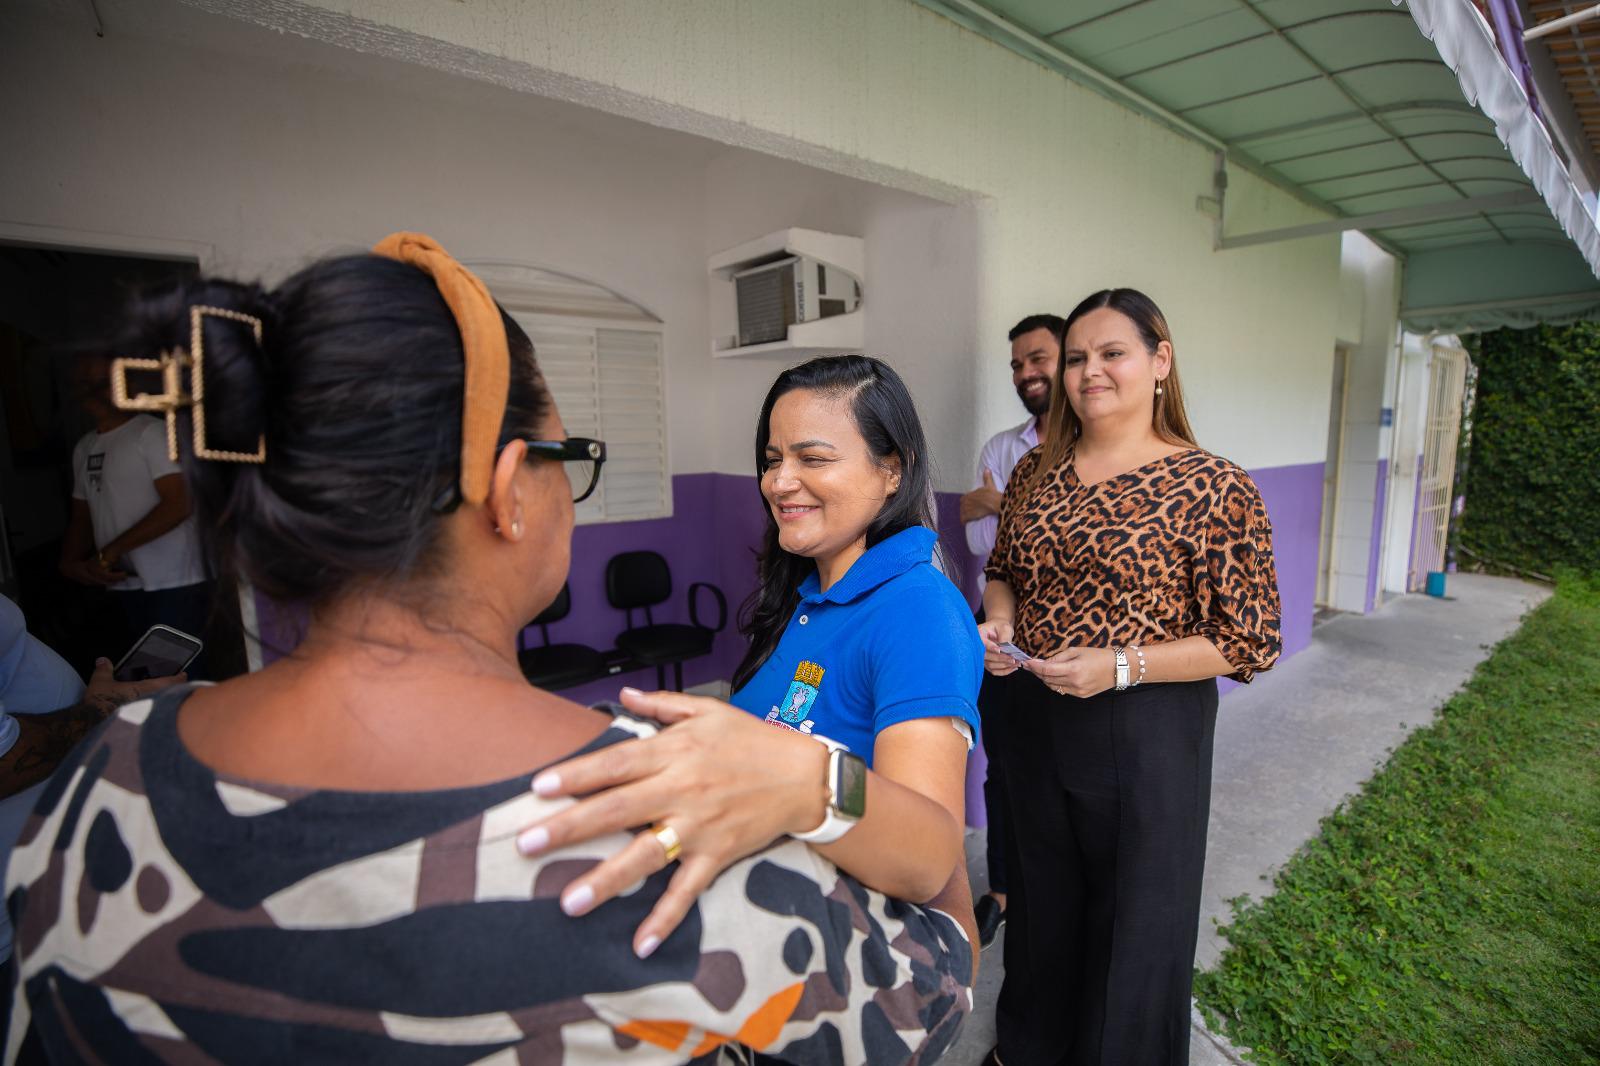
985, 447, 1281, 682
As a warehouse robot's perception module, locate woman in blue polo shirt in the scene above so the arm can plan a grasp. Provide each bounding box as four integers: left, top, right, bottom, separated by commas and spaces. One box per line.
518, 357, 986, 963
730, 356, 983, 763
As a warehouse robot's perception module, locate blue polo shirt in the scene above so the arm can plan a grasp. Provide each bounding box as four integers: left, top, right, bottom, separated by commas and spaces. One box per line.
730, 527, 982, 766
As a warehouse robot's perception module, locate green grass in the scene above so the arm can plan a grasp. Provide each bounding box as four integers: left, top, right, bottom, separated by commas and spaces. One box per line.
1194, 575, 1600, 1065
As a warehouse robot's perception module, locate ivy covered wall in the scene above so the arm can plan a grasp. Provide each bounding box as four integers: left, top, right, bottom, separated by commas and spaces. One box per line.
1461, 323, 1600, 575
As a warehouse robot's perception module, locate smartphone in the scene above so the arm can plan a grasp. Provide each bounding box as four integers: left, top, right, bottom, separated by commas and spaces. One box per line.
113, 624, 202, 682
995, 641, 1033, 664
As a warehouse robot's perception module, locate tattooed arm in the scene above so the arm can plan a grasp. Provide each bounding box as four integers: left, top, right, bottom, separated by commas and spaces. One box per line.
0, 659, 184, 799
0, 702, 111, 798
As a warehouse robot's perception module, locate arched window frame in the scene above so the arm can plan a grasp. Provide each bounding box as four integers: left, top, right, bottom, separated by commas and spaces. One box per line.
469, 262, 670, 525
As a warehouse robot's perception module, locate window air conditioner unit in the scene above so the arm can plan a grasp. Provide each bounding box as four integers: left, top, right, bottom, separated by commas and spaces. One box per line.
733, 256, 863, 348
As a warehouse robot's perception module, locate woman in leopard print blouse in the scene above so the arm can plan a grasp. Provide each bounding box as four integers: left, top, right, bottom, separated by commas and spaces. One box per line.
978, 289, 1280, 1066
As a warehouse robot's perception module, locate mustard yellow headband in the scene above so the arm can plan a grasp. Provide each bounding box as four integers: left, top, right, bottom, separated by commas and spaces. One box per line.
372, 231, 509, 507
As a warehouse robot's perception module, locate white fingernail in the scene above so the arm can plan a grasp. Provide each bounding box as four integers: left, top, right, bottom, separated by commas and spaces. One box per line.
531, 772, 561, 797
620, 686, 642, 698
516, 827, 549, 855
561, 884, 594, 916
636, 935, 661, 959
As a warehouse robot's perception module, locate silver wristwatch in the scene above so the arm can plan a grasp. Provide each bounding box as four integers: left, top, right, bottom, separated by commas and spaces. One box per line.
1114, 646, 1130, 691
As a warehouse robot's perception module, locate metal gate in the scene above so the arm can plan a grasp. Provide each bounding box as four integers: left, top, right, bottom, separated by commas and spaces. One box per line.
1407, 343, 1469, 591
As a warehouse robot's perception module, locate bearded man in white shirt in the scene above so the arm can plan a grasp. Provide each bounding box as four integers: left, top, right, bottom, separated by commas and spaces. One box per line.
959, 312, 1064, 949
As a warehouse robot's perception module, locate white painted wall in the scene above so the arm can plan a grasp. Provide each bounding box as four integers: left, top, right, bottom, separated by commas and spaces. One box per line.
700, 150, 981, 486
1324, 232, 1403, 612
4, 0, 1373, 538
161, 0, 1348, 475
0, 0, 722, 473
2, 1, 987, 489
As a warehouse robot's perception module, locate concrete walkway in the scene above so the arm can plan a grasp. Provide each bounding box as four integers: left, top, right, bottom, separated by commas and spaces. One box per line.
947, 573, 1551, 1065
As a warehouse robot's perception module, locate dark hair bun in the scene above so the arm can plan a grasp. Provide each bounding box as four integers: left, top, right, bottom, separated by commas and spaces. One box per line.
114, 254, 546, 606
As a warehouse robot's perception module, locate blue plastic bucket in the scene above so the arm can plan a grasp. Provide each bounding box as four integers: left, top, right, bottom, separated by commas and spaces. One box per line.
1425, 571, 1447, 597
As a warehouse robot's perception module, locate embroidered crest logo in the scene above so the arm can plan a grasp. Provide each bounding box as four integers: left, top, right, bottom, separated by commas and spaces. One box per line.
770, 660, 824, 733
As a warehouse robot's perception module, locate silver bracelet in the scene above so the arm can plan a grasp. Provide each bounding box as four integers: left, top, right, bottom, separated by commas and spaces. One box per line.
1113, 646, 1130, 691
1130, 644, 1147, 686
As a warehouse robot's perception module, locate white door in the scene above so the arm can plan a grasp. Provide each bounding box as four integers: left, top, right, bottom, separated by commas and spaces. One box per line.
1407, 345, 1469, 591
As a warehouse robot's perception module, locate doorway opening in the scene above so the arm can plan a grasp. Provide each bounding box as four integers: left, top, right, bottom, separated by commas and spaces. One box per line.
1315, 346, 1351, 616
0, 240, 245, 679
1407, 343, 1469, 592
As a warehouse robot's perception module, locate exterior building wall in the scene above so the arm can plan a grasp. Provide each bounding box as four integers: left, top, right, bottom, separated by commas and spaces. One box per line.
177, 0, 1344, 474
698, 149, 984, 486
0, 2, 980, 693
1, 0, 1393, 683
1326, 233, 1404, 614
1380, 331, 1436, 598
0, 2, 719, 472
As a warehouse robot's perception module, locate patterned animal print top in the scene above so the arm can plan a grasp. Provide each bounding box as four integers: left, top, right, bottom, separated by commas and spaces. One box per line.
985, 448, 1281, 682
5, 688, 972, 1064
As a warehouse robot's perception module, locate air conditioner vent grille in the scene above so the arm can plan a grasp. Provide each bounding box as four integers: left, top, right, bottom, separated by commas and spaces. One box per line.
735, 261, 797, 346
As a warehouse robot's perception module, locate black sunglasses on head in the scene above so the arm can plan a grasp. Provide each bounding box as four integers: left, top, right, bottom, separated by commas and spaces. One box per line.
429, 436, 608, 513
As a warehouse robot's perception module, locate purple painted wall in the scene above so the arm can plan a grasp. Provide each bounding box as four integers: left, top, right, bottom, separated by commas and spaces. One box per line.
490, 473, 975, 708
1249, 461, 1322, 661
252, 462, 1322, 827
931, 490, 988, 826
1214, 461, 1322, 698
1366, 458, 1389, 613
528, 473, 732, 706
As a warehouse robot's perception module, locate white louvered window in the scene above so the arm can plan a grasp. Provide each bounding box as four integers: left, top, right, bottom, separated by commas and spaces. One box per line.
473, 262, 670, 524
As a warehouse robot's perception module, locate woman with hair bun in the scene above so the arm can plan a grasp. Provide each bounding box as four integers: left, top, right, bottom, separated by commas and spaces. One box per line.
981, 289, 1282, 1066
5, 236, 972, 1064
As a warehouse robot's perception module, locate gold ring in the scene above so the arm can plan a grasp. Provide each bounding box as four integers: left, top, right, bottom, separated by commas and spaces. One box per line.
651, 824, 682, 863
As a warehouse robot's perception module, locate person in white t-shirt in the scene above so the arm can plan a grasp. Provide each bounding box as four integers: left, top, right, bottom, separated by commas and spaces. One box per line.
958, 312, 1064, 949
59, 356, 212, 676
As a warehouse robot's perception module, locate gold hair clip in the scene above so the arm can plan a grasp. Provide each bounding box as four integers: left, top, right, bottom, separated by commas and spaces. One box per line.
110, 305, 266, 464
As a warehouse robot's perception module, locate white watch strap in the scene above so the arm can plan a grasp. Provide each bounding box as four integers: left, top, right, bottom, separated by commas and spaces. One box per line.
792, 805, 857, 844
792, 739, 858, 845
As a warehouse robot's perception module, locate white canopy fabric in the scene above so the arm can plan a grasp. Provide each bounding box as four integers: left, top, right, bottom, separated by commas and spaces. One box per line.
1399, 0, 1600, 331
917, 0, 1600, 334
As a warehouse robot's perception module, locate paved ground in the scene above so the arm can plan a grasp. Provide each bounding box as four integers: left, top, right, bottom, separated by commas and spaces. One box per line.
946, 573, 1551, 1065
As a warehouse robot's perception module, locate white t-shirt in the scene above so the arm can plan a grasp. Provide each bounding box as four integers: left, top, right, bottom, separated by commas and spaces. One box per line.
71, 416, 207, 592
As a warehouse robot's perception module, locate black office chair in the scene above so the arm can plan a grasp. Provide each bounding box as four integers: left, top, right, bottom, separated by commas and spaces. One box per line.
605, 551, 728, 691
518, 584, 611, 691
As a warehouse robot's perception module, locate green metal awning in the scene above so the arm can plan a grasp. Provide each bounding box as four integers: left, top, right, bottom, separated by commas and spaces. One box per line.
914, 0, 1600, 333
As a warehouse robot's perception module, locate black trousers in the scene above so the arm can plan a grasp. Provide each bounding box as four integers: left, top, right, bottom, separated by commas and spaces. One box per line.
978, 668, 1011, 895
995, 672, 1218, 1066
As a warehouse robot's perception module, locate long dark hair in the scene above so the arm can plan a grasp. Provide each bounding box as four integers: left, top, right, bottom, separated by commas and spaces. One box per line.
731, 355, 935, 691
112, 254, 549, 606
1029, 287, 1198, 490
